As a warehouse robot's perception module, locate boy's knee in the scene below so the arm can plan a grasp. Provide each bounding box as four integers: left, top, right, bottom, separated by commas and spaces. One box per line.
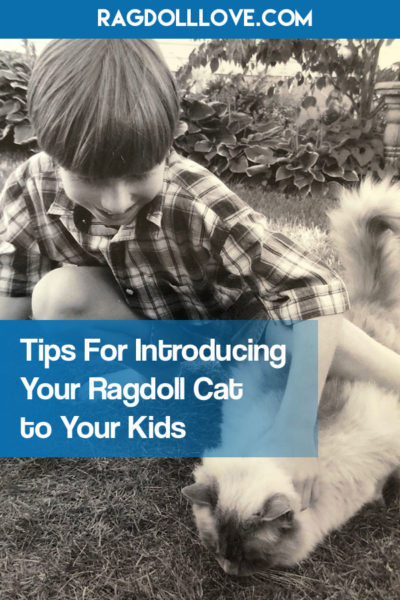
32, 267, 98, 319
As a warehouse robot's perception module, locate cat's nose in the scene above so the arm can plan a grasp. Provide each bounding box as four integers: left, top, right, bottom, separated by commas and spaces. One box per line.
218, 558, 240, 575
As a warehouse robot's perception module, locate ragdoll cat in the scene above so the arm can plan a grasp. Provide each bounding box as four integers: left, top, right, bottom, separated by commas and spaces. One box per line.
182, 178, 400, 575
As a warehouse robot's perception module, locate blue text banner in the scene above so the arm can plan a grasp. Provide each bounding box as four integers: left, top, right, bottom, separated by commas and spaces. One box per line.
0, 1, 399, 39
0, 320, 318, 458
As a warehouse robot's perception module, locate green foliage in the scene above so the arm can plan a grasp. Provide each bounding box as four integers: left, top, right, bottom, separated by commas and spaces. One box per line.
272, 116, 384, 196
178, 39, 388, 124
202, 73, 274, 119
175, 39, 393, 195
174, 92, 286, 181
377, 61, 400, 83
0, 40, 390, 196
174, 93, 385, 196
0, 50, 35, 147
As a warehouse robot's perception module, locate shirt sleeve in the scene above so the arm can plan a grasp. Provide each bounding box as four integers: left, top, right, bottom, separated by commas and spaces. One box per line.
0, 164, 54, 297
218, 208, 350, 323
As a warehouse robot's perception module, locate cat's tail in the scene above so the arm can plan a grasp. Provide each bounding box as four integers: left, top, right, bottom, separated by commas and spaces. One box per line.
329, 177, 400, 308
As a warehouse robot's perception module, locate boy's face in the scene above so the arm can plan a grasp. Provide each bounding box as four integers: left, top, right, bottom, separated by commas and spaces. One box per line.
58, 162, 166, 227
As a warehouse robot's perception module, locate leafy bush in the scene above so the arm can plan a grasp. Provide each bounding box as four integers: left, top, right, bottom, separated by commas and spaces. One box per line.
273, 116, 384, 196
174, 93, 286, 181
203, 73, 272, 119
377, 62, 400, 83
0, 43, 387, 196
0, 51, 35, 146
179, 39, 389, 124
174, 94, 385, 196
176, 38, 390, 196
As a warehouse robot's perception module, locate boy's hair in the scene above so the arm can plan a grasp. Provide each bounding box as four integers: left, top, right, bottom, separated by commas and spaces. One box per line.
28, 39, 180, 179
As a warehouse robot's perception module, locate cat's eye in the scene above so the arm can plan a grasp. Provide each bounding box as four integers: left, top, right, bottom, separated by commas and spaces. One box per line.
243, 516, 262, 531
279, 510, 294, 524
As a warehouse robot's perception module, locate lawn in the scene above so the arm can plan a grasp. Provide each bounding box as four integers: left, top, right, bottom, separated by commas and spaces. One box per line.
0, 152, 399, 600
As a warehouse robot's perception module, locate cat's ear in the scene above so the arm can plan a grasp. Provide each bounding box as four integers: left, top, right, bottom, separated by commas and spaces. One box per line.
182, 483, 216, 507
260, 493, 294, 526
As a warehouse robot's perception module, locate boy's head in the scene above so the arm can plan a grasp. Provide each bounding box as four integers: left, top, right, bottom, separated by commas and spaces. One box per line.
28, 39, 180, 180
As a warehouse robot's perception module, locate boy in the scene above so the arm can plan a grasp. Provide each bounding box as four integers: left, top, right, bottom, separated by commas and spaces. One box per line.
1, 40, 400, 507
0, 40, 347, 324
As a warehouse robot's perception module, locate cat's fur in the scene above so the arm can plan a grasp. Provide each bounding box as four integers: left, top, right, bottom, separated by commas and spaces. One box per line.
182, 178, 400, 575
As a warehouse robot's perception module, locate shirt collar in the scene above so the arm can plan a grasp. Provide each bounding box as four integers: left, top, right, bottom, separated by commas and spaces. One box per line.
46, 178, 75, 216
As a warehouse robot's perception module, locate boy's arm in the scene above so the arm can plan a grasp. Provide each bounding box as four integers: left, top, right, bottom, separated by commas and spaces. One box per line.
275, 314, 342, 426
273, 314, 342, 509
0, 297, 32, 319
279, 314, 400, 509
0, 160, 54, 316
333, 317, 400, 389
214, 213, 351, 506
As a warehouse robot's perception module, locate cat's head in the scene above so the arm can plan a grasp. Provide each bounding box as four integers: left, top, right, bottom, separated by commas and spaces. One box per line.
182, 458, 303, 575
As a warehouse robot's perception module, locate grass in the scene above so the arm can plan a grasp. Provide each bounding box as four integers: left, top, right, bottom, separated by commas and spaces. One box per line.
1, 153, 400, 599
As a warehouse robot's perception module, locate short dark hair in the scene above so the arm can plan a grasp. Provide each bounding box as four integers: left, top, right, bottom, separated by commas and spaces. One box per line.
28, 39, 180, 179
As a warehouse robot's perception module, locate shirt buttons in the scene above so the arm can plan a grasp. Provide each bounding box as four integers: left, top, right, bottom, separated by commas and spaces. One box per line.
125, 288, 135, 296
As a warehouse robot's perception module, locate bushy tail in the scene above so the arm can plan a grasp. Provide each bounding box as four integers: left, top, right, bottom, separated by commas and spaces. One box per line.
329, 177, 400, 307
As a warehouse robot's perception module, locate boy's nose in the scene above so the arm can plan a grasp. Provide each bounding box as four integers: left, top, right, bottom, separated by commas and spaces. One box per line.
99, 182, 134, 214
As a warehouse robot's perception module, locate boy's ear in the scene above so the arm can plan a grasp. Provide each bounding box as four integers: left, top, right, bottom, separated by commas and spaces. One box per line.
182, 483, 216, 507
174, 120, 188, 139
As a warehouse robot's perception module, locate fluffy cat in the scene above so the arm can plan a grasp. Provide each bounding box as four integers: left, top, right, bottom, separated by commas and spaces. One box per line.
182, 178, 400, 575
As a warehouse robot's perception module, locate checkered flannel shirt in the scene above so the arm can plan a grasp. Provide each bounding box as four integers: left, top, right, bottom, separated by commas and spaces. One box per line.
0, 149, 349, 323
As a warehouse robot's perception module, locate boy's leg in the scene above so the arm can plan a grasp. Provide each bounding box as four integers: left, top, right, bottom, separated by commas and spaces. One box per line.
32, 266, 140, 320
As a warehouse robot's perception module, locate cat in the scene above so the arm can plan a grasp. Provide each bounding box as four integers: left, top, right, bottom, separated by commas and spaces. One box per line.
182, 178, 400, 576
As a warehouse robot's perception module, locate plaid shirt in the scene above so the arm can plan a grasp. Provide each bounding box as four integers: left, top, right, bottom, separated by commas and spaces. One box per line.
0, 150, 349, 322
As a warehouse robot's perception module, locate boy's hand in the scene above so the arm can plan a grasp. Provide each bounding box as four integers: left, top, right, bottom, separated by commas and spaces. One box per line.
270, 419, 319, 511
291, 457, 320, 510
275, 456, 320, 510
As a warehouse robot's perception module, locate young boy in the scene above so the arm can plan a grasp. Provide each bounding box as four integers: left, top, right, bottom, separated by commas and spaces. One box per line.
1, 40, 400, 507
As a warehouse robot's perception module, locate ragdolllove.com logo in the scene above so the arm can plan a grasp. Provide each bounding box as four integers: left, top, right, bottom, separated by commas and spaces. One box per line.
97, 8, 313, 29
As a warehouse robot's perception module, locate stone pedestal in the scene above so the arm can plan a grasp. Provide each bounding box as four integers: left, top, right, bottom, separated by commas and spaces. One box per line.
375, 82, 400, 166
